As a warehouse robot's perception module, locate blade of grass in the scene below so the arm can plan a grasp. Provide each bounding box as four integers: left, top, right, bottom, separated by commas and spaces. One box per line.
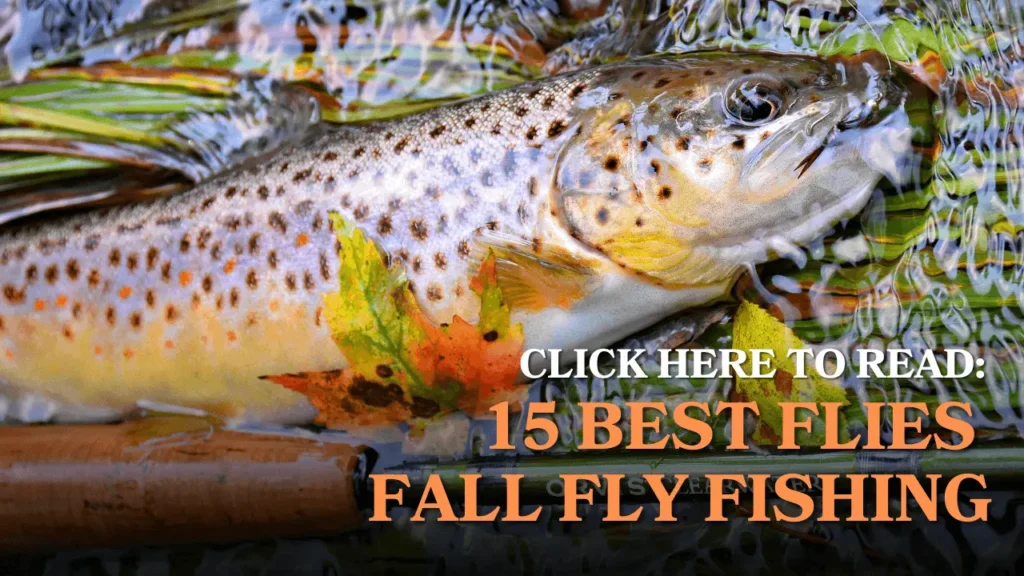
0, 102, 168, 147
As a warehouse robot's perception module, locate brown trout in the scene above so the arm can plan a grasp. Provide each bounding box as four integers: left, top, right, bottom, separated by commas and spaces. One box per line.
0, 52, 911, 425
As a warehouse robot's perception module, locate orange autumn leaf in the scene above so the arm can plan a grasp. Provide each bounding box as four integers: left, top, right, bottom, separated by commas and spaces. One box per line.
260, 370, 416, 428
262, 212, 525, 430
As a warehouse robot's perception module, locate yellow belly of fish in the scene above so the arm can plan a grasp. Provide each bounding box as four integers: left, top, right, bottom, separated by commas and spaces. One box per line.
0, 297, 340, 425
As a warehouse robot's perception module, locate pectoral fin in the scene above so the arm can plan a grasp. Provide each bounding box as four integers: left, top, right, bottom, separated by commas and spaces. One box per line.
471, 232, 599, 312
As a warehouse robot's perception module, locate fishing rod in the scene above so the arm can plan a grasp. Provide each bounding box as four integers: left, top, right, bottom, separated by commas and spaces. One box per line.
2, 415, 1022, 553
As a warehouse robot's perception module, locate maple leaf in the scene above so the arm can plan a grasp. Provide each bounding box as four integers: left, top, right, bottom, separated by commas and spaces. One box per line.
261, 212, 525, 430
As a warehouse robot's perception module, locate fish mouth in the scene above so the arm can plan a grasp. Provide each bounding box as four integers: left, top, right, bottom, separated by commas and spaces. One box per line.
795, 74, 907, 178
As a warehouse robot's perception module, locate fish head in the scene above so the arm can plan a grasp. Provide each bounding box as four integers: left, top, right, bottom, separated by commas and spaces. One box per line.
554, 52, 913, 286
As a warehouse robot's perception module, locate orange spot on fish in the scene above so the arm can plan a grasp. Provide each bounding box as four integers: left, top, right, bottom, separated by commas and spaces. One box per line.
33, 299, 45, 311
224, 259, 236, 274
226, 330, 237, 342
201, 336, 208, 345
55, 295, 68, 307
124, 348, 134, 359
269, 300, 280, 312
296, 233, 309, 248
179, 271, 193, 287
94, 346, 103, 355
164, 340, 174, 350
4, 350, 13, 360
119, 286, 132, 300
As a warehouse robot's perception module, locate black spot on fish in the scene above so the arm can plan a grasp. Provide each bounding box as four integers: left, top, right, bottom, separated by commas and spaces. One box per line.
320, 252, 331, 281
3, 285, 24, 305
268, 212, 288, 234
426, 284, 443, 301
410, 219, 429, 241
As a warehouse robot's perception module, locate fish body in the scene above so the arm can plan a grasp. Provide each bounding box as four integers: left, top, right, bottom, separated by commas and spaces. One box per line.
0, 52, 911, 425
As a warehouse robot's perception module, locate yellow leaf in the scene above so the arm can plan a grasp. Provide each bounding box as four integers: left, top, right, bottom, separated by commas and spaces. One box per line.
732, 301, 848, 446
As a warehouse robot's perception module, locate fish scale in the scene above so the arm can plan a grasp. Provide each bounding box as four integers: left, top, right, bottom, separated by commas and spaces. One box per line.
0, 53, 911, 425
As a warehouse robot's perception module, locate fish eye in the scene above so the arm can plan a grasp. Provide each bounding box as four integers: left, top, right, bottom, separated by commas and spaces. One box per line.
725, 81, 785, 125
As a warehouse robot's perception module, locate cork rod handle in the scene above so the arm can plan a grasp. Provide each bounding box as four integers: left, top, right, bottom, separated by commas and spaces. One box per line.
0, 417, 371, 553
